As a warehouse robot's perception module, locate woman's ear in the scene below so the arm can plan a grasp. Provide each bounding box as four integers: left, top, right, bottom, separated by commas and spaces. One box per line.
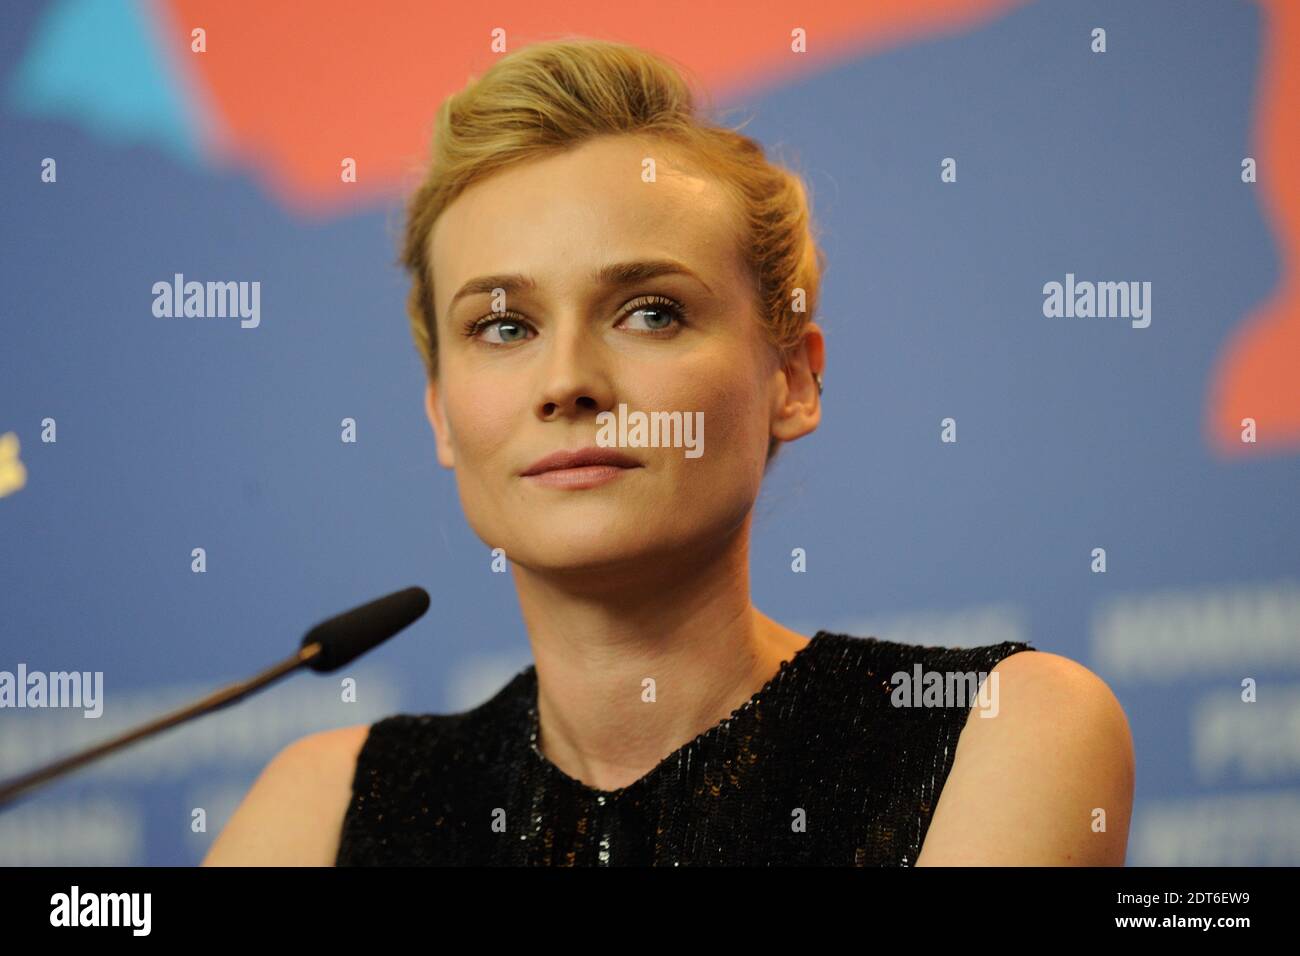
770, 321, 825, 444
424, 379, 456, 469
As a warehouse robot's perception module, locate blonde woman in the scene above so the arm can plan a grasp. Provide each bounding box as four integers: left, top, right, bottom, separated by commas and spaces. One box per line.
204, 38, 1134, 867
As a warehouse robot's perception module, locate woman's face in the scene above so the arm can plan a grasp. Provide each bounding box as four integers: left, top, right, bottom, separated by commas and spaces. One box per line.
425, 133, 820, 580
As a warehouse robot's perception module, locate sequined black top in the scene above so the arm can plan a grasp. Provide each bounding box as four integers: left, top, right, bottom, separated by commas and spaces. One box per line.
335, 631, 1035, 866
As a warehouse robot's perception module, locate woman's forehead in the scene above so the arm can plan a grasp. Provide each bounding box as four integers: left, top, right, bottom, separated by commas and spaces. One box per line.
429, 137, 744, 307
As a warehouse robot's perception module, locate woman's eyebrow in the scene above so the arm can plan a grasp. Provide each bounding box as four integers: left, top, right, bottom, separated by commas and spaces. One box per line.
447, 258, 713, 312
593, 259, 713, 295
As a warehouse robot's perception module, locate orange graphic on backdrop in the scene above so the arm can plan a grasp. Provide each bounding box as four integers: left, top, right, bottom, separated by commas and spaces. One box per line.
1207, 0, 1300, 457
154, 0, 1299, 455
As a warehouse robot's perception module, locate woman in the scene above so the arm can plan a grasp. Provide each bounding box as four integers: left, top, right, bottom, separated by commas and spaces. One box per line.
203, 38, 1134, 867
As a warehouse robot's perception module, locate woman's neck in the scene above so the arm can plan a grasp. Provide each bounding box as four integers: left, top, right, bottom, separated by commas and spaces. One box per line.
511, 523, 809, 793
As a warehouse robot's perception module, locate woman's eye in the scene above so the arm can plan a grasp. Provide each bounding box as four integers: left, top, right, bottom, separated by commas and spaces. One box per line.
467, 316, 532, 344
463, 297, 685, 345
620, 298, 685, 333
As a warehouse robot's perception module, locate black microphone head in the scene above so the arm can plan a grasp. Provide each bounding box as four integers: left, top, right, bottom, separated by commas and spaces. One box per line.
300, 586, 430, 672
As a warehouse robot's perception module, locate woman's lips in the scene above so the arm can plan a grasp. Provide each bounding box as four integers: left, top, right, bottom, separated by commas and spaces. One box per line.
521, 464, 638, 489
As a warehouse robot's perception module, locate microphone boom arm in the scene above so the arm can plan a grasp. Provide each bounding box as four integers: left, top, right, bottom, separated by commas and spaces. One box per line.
0, 642, 325, 810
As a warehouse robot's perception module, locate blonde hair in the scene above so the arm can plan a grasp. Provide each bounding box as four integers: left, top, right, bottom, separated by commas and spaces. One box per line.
400, 37, 825, 463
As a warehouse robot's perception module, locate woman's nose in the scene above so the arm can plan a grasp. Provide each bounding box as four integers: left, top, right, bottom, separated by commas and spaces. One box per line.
534, 320, 616, 422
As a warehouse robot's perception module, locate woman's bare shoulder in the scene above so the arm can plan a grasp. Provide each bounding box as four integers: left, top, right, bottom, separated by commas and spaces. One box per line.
201, 723, 373, 867
915, 650, 1135, 866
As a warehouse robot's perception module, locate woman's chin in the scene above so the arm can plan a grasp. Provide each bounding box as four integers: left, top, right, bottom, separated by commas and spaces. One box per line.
505, 525, 680, 576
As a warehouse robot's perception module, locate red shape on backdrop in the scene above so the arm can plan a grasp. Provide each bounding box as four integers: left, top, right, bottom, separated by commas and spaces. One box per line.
156, 0, 1025, 213
1206, 0, 1300, 457
154, 0, 1300, 454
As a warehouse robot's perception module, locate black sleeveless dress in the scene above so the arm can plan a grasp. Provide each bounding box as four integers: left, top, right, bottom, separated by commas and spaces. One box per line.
335, 631, 1035, 866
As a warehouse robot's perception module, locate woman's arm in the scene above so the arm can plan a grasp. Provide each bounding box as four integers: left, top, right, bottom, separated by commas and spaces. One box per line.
914, 651, 1136, 866
201, 724, 371, 867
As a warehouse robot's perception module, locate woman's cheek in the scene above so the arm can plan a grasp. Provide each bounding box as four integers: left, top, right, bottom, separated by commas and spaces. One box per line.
445, 386, 520, 462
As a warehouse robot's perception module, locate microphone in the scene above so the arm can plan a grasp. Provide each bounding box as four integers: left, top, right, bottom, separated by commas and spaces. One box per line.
300, 585, 430, 672
0, 586, 431, 810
